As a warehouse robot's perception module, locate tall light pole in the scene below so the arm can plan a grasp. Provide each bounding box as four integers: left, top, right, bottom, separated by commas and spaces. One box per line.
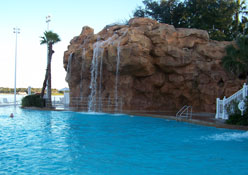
13, 27, 20, 106
46, 15, 51, 31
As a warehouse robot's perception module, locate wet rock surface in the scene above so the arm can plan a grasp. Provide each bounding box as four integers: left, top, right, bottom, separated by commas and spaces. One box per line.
64, 18, 244, 113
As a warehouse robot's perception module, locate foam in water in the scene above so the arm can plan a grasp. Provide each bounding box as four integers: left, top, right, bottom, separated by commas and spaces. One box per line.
77, 111, 107, 115
203, 131, 248, 141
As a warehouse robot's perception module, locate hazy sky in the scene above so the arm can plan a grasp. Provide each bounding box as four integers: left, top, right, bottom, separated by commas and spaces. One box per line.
0, 0, 143, 89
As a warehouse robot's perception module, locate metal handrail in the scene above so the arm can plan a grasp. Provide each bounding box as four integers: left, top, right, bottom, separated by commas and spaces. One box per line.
176, 105, 192, 119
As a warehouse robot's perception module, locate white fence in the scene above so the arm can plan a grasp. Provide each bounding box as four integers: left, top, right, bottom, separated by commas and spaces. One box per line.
0, 94, 24, 106
69, 96, 123, 113
43, 93, 70, 109
215, 83, 248, 119
0, 94, 70, 108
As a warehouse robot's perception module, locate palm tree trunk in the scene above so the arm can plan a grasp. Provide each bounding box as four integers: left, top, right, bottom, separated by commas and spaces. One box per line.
40, 43, 53, 108
40, 67, 48, 98
46, 63, 52, 107
235, 0, 241, 32
46, 43, 53, 108
40, 44, 50, 99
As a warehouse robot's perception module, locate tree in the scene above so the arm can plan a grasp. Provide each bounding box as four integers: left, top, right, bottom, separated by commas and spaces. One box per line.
183, 0, 237, 40
233, 0, 248, 34
133, 6, 146, 17
221, 36, 248, 79
133, 0, 247, 41
40, 31, 61, 107
133, 0, 185, 27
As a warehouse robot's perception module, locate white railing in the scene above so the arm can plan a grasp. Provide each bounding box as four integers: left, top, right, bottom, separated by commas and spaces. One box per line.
68, 96, 123, 113
176, 105, 192, 119
215, 83, 248, 119
43, 93, 69, 108
0, 97, 22, 106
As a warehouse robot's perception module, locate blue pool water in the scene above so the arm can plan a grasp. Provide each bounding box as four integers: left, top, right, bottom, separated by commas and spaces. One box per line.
0, 107, 248, 175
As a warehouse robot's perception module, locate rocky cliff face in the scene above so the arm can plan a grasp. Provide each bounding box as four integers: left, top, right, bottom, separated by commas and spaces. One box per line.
63, 18, 244, 113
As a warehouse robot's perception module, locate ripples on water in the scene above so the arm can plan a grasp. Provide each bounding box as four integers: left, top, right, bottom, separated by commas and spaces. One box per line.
0, 106, 248, 175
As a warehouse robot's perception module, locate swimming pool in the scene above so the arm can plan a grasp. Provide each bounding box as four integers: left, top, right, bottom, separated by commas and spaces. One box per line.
0, 106, 247, 175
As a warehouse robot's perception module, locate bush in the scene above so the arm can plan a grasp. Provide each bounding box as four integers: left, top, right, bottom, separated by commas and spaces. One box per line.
225, 97, 248, 126
21, 94, 45, 108
226, 113, 248, 126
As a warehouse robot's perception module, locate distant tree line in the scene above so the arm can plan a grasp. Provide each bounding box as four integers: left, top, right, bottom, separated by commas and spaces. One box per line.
0, 87, 60, 94
133, 0, 248, 41
0, 87, 27, 94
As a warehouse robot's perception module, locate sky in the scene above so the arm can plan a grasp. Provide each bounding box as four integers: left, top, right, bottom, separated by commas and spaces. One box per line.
0, 0, 143, 89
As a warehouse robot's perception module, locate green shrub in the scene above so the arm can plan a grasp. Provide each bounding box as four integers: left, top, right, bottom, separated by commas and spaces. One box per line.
225, 97, 248, 126
21, 94, 45, 108
225, 100, 240, 116
226, 113, 248, 126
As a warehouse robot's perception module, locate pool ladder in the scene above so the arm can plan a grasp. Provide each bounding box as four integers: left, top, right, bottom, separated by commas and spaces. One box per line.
176, 105, 192, 119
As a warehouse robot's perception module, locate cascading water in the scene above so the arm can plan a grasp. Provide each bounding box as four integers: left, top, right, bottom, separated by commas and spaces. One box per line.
88, 41, 104, 112
115, 41, 121, 112
79, 48, 86, 101
98, 50, 104, 111
88, 35, 118, 112
65, 53, 73, 83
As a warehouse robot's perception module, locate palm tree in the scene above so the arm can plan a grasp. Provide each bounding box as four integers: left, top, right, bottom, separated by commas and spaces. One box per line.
234, 0, 241, 31
40, 31, 61, 107
233, 0, 248, 36
221, 36, 248, 79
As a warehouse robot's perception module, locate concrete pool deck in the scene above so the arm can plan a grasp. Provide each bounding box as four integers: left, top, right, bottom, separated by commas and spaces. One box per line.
19, 106, 248, 131
127, 112, 248, 131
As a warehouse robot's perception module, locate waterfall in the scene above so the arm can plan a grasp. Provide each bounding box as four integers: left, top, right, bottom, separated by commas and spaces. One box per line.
98, 49, 104, 111
115, 42, 121, 112
79, 48, 86, 101
88, 36, 118, 112
65, 53, 73, 83
88, 41, 104, 112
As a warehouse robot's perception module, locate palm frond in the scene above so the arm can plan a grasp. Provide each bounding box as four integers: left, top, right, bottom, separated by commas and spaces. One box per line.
40, 31, 61, 45
40, 36, 47, 45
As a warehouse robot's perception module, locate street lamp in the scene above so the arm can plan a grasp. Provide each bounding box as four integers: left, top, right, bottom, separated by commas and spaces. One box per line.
46, 15, 51, 31
13, 27, 20, 106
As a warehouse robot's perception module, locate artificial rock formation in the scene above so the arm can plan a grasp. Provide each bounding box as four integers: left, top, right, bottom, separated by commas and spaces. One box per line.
63, 17, 244, 113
